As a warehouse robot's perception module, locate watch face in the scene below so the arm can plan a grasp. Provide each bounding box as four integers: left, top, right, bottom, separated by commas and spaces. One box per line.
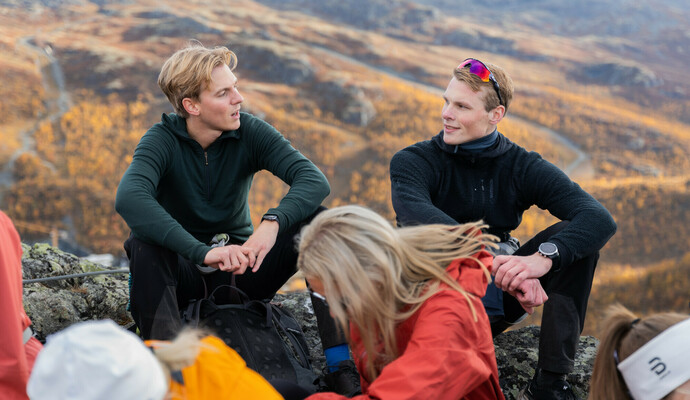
262, 215, 279, 222
539, 242, 558, 256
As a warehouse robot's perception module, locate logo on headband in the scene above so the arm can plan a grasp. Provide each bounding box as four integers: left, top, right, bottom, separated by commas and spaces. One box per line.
648, 357, 671, 379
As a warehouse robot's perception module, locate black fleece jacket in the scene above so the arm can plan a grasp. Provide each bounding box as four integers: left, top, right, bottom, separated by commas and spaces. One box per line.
390, 131, 617, 268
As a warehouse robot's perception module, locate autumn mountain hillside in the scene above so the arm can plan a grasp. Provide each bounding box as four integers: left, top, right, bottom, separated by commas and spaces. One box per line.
1, 0, 688, 334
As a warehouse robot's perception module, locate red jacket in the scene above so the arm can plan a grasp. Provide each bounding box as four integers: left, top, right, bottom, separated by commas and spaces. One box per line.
309, 250, 504, 400
0, 211, 42, 400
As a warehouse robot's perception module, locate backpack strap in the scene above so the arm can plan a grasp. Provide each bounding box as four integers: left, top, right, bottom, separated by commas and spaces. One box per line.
229, 274, 241, 304
181, 296, 205, 326
208, 280, 251, 305
271, 303, 312, 370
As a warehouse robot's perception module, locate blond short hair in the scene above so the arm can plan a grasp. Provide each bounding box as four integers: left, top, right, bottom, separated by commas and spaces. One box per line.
454, 60, 514, 112
158, 42, 237, 118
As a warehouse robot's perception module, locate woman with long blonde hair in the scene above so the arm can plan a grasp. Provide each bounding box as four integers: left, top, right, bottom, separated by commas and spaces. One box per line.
589, 304, 690, 400
298, 205, 504, 400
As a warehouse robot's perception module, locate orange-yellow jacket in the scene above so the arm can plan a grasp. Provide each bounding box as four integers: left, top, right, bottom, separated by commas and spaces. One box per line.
148, 335, 284, 400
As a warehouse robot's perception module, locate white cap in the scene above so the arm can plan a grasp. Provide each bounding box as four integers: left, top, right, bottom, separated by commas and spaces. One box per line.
27, 320, 168, 400
618, 317, 690, 400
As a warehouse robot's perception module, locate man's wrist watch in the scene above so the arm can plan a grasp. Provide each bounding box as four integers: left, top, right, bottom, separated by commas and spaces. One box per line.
261, 214, 279, 225
538, 242, 560, 269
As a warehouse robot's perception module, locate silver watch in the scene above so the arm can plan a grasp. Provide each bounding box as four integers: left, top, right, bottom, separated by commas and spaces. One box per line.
538, 242, 560, 269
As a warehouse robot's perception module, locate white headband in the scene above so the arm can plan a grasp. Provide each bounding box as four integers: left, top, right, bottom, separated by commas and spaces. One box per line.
617, 317, 690, 400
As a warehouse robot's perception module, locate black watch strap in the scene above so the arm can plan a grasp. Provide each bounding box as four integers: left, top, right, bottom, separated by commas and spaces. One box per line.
261, 214, 279, 224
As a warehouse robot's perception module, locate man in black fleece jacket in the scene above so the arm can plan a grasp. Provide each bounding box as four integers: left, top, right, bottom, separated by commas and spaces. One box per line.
389, 59, 616, 400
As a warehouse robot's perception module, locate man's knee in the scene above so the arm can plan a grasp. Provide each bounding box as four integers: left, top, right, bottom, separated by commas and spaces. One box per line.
517, 221, 570, 256
125, 235, 166, 257
125, 236, 178, 271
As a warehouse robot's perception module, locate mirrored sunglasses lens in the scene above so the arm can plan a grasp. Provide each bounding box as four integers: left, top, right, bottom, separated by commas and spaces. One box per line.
469, 62, 491, 81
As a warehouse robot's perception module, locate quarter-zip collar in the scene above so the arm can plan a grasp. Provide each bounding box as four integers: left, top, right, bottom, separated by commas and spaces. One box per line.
432, 129, 513, 160
160, 113, 242, 143
459, 129, 498, 153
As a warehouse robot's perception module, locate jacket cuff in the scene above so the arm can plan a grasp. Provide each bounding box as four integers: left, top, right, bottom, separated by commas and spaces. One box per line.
264, 208, 288, 235
550, 239, 572, 271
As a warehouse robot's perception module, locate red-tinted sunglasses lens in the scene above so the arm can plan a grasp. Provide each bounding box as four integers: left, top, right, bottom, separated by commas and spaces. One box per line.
459, 59, 492, 82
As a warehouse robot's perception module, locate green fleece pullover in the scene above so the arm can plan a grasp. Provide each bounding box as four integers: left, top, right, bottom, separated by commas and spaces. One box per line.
115, 112, 330, 264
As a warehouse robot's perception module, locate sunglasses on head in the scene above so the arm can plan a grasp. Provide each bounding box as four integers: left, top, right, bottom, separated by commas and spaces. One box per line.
458, 58, 504, 107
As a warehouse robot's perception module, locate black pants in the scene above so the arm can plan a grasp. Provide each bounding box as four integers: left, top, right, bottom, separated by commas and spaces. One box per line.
270, 379, 313, 400
495, 221, 598, 374
124, 209, 345, 350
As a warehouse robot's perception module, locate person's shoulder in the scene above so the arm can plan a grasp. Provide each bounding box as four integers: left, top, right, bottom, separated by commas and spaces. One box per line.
392, 138, 438, 164
390, 140, 442, 181
403, 138, 436, 152
492, 132, 525, 155
146, 116, 166, 134
236, 112, 284, 143
238, 112, 275, 132
238, 111, 258, 126
416, 288, 482, 330
518, 146, 562, 172
143, 114, 182, 140
494, 135, 545, 168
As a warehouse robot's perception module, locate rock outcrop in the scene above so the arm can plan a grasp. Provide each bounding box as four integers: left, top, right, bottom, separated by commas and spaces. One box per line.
22, 244, 596, 398
494, 326, 598, 399
254, 0, 439, 34
435, 29, 518, 55
121, 15, 223, 41
572, 61, 663, 87
234, 41, 316, 86
22, 243, 131, 342
309, 79, 377, 127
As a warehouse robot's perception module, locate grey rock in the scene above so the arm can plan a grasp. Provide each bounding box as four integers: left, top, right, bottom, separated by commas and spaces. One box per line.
23, 285, 89, 342
631, 164, 661, 176
22, 243, 85, 290
341, 90, 377, 127
235, 41, 315, 85
132, 10, 177, 20
494, 325, 597, 399
573, 62, 663, 87
22, 243, 131, 342
253, 0, 439, 34
435, 28, 517, 55
121, 16, 223, 41
311, 79, 376, 126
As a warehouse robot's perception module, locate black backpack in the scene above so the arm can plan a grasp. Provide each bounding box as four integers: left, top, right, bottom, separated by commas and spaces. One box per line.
181, 283, 317, 390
